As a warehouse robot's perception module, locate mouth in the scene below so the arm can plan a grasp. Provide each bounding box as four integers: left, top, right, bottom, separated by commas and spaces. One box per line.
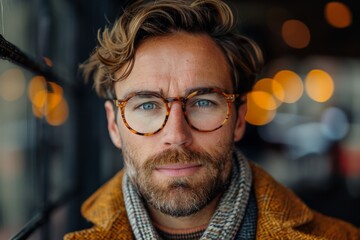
155, 163, 202, 177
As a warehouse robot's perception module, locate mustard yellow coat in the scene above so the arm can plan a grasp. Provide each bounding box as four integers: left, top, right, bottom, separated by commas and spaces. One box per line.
64, 163, 360, 239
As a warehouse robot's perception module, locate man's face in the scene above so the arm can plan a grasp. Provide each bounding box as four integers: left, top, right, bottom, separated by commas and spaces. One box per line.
105, 32, 246, 217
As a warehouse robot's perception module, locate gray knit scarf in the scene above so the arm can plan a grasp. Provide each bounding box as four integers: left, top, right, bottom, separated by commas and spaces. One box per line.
122, 149, 253, 240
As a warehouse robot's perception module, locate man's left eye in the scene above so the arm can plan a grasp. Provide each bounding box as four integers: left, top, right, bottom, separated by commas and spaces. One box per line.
194, 100, 212, 107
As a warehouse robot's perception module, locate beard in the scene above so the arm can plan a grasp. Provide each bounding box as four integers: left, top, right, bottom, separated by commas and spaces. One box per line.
122, 145, 233, 217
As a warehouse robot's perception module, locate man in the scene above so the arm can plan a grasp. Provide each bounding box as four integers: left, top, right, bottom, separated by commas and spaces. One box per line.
65, 0, 359, 239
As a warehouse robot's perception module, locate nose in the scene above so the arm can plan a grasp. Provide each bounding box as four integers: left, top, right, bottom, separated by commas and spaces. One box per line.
161, 101, 193, 147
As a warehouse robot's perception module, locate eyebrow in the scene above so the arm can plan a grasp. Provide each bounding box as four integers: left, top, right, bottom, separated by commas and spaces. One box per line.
120, 85, 228, 99
120, 89, 164, 99
184, 86, 227, 96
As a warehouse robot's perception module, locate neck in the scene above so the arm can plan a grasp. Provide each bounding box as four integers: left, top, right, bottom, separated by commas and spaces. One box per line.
147, 194, 222, 230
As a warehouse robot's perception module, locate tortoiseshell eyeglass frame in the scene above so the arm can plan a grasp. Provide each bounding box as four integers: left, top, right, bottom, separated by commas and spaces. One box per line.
113, 87, 240, 136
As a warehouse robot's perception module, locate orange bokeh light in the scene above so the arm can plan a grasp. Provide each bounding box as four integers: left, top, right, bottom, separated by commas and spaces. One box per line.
28, 76, 47, 102
31, 82, 63, 111
46, 82, 63, 110
32, 90, 48, 109
29, 78, 68, 125
282, 19, 311, 49
305, 69, 334, 102
251, 91, 277, 111
46, 98, 69, 126
32, 104, 44, 118
325, 2, 352, 28
253, 78, 284, 109
246, 92, 276, 126
273, 70, 304, 103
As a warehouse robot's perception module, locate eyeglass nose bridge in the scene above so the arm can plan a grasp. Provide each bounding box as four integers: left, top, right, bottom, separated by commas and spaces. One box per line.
162, 96, 192, 132
164, 96, 187, 110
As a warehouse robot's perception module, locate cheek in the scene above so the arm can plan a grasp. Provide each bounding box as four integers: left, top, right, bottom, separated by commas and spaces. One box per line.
120, 132, 157, 165
192, 127, 234, 153
219, 118, 237, 143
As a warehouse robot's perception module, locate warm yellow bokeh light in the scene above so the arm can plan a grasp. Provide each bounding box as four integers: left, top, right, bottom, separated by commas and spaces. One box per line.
46, 92, 63, 112
48, 82, 63, 95
32, 90, 65, 121
30, 81, 63, 108
273, 70, 304, 103
0, 68, 26, 101
29, 78, 67, 125
325, 2, 352, 28
305, 69, 334, 102
32, 104, 44, 118
46, 98, 69, 126
282, 19, 311, 49
246, 92, 276, 126
32, 89, 63, 111
32, 90, 48, 109
253, 78, 284, 109
250, 91, 277, 111
28, 76, 47, 102
47, 82, 64, 111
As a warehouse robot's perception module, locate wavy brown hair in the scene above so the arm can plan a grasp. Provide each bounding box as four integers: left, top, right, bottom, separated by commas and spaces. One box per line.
82, 0, 263, 99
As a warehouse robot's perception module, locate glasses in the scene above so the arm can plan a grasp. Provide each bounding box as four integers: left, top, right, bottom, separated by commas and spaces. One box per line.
113, 88, 240, 136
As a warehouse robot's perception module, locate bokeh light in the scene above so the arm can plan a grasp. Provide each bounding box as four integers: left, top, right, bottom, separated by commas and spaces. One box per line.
282, 19, 311, 49
32, 90, 48, 110
321, 107, 349, 141
46, 98, 69, 126
273, 70, 304, 103
325, 2, 352, 28
28, 76, 47, 102
251, 91, 277, 111
245, 91, 277, 126
32, 103, 44, 118
28, 76, 68, 125
46, 82, 64, 111
253, 78, 284, 109
0, 68, 26, 101
305, 69, 334, 102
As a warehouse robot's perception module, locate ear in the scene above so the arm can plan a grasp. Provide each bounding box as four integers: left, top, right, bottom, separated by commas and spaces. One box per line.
233, 96, 247, 142
105, 101, 122, 149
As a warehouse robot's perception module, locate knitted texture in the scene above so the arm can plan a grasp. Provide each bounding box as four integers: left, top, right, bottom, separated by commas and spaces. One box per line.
234, 189, 257, 240
155, 228, 205, 240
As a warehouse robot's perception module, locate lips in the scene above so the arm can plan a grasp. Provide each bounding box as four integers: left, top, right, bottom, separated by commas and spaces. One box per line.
155, 163, 202, 177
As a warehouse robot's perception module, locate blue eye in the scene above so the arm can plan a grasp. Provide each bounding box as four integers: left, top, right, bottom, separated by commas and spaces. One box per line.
195, 100, 212, 107
139, 102, 156, 110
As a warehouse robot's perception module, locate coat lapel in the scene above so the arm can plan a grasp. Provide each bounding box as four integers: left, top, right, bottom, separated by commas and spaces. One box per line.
250, 162, 315, 239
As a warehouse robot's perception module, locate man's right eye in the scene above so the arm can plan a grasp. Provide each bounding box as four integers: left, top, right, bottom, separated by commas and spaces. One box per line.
136, 102, 158, 111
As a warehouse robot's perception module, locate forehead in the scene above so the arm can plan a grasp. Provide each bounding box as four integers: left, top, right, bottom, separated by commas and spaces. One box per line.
115, 32, 232, 98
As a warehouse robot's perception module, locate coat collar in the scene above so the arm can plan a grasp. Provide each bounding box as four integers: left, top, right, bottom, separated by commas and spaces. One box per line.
80, 170, 131, 232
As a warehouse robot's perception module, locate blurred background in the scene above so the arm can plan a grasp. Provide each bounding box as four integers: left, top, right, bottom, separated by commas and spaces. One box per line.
0, 0, 359, 239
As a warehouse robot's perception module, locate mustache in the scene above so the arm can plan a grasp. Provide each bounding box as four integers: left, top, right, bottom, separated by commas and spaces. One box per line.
143, 147, 219, 171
